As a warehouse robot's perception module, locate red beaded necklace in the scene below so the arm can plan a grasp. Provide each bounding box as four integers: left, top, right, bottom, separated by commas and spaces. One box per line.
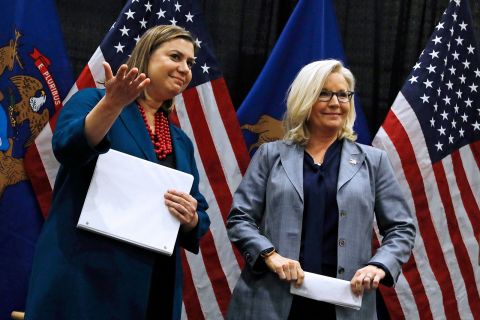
137, 103, 173, 160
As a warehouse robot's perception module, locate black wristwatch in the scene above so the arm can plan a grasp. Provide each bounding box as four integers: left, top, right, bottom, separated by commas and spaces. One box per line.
260, 247, 275, 258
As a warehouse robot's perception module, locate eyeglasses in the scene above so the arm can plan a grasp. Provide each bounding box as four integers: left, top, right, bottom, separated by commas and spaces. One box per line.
318, 90, 354, 103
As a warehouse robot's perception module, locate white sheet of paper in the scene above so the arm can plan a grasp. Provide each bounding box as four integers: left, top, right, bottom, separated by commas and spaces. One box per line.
290, 272, 363, 310
77, 149, 194, 256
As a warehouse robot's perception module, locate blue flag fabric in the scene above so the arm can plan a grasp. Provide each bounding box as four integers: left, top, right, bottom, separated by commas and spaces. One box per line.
237, 0, 371, 154
0, 0, 74, 318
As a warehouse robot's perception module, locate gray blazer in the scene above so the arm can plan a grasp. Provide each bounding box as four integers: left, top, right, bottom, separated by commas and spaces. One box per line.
226, 140, 416, 320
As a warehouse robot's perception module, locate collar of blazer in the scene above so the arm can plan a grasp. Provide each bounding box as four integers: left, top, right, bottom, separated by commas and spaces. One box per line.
338, 140, 366, 191
279, 141, 305, 202
279, 139, 366, 200
119, 102, 182, 163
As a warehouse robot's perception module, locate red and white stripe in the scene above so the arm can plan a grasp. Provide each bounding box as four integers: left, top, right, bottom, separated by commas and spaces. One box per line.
373, 92, 480, 320
26, 47, 249, 319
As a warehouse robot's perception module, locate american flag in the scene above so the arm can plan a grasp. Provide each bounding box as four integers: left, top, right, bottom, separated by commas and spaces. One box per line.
25, 0, 250, 318
372, 0, 480, 318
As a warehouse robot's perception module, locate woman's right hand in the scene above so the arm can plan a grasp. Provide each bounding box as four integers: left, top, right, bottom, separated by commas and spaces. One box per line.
84, 63, 150, 147
102, 62, 150, 110
264, 252, 305, 287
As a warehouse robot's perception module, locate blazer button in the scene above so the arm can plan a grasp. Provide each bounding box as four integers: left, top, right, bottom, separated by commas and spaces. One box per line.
338, 239, 346, 247
338, 267, 345, 274
340, 211, 347, 218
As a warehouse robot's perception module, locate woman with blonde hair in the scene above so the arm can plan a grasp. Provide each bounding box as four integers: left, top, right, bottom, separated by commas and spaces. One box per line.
227, 59, 415, 319
25, 25, 210, 320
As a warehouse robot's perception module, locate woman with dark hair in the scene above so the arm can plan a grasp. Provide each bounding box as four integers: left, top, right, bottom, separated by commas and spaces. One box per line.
25, 25, 210, 320
227, 59, 416, 320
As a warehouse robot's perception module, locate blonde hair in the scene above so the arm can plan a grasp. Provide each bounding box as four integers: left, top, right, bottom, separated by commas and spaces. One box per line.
126, 25, 197, 113
283, 59, 357, 144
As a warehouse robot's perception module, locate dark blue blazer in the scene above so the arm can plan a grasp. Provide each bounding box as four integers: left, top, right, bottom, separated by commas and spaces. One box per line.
25, 88, 210, 320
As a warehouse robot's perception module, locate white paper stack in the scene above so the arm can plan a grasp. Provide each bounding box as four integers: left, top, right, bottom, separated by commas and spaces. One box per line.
290, 272, 363, 310
77, 149, 194, 256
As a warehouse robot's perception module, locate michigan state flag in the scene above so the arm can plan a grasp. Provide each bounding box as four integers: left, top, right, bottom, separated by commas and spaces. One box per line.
0, 0, 73, 318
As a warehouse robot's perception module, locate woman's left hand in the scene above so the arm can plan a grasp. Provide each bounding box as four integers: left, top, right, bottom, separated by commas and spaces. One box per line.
350, 265, 386, 296
164, 189, 198, 232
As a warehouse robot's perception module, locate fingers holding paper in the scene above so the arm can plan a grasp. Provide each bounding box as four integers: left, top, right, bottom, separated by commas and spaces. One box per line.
350, 265, 386, 295
264, 252, 305, 288
164, 189, 198, 232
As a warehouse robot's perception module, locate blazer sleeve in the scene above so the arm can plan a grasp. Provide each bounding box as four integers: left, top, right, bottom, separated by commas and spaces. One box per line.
52, 89, 111, 167
227, 143, 275, 268
369, 150, 416, 285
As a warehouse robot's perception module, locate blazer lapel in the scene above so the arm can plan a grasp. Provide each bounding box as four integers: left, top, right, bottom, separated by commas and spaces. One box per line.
280, 142, 304, 203
337, 140, 366, 191
119, 102, 158, 162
